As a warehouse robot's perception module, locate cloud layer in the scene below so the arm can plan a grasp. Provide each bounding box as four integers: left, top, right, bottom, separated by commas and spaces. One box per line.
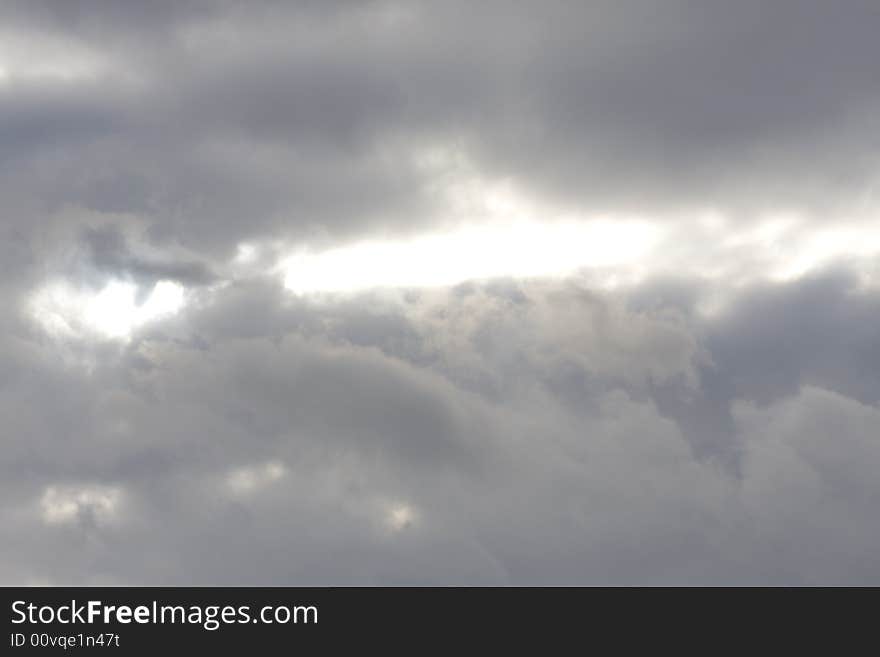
1, 1, 879, 585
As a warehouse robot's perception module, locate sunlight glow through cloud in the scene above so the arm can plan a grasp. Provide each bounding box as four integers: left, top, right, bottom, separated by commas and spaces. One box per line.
0, 32, 111, 84
30, 279, 185, 341
226, 461, 288, 495
386, 503, 418, 532
40, 485, 124, 526
282, 220, 660, 294
275, 214, 880, 298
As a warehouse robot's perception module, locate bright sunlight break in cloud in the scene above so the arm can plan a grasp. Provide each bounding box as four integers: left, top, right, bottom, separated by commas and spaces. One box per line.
30, 279, 185, 340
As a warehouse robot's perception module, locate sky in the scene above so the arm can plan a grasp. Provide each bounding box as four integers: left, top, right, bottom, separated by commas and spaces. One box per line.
1, 0, 879, 585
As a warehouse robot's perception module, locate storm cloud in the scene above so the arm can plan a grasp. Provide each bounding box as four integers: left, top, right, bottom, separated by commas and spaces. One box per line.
1, 1, 879, 585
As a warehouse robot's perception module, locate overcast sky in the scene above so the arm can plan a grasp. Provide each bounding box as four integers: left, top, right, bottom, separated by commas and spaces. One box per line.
2, 1, 879, 585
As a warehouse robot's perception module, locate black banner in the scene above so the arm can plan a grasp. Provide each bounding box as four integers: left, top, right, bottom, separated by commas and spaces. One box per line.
1, 587, 871, 652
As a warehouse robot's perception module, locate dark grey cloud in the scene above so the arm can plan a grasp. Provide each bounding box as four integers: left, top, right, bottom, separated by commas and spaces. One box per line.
3, 270, 880, 584
81, 225, 217, 287
704, 269, 880, 407
1, 1, 878, 258
1, 1, 879, 585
